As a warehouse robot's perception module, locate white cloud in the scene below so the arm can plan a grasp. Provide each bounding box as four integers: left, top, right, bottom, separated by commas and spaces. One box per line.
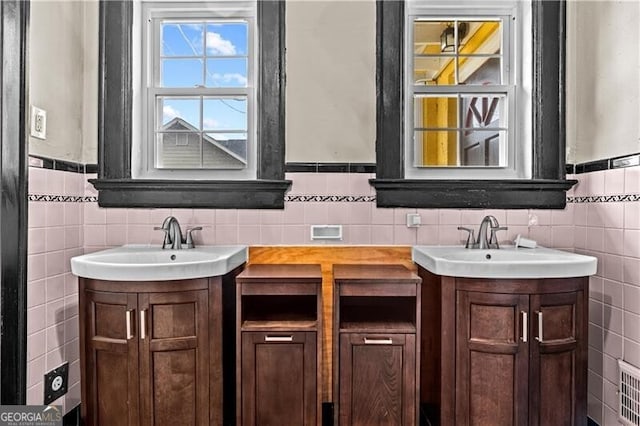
163, 105, 182, 122
210, 73, 247, 86
203, 118, 220, 129
206, 32, 237, 55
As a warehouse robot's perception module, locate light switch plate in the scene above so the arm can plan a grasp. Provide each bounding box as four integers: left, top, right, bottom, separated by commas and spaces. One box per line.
30, 106, 47, 140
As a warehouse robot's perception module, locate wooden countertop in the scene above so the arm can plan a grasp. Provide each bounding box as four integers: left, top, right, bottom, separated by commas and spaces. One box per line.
333, 264, 420, 283
237, 263, 322, 281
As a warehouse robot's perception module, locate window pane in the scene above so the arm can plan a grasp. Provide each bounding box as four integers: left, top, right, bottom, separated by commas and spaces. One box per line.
203, 97, 247, 131
413, 20, 453, 85
161, 22, 204, 56
413, 130, 459, 167
460, 21, 501, 56
460, 130, 507, 167
156, 132, 202, 169
413, 19, 502, 86
159, 97, 201, 129
414, 129, 507, 167
205, 22, 248, 56
461, 94, 506, 129
205, 58, 248, 87
414, 95, 458, 129
204, 132, 247, 168
161, 59, 203, 87
458, 56, 502, 85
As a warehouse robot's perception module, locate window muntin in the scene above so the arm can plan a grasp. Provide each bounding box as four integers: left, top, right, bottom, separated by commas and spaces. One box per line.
405, 4, 527, 178
136, 2, 257, 179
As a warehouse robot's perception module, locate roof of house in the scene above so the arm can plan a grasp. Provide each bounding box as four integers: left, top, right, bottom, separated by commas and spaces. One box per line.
162, 117, 247, 164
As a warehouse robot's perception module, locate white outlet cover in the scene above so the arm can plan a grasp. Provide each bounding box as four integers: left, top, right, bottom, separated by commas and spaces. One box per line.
30, 106, 47, 140
406, 213, 421, 228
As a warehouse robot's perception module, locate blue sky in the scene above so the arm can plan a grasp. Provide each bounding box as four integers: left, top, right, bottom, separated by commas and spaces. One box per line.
160, 21, 248, 139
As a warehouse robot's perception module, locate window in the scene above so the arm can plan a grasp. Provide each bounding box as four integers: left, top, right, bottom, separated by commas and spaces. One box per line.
371, 0, 574, 209
136, 3, 256, 179
407, 8, 524, 179
93, 0, 290, 208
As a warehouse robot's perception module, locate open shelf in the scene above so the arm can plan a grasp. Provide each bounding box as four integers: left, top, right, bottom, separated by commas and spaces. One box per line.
339, 296, 416, 332
241, 294, 318, 331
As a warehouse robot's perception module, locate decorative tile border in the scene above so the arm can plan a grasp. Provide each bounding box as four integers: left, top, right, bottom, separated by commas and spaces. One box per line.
28, 194, 97, 202
568, 194, 640, 204
285, 195, 376, 202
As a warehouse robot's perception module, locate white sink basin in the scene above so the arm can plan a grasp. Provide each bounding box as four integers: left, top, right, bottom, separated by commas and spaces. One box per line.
71, 245, 247, 281
412, 245, 597, 279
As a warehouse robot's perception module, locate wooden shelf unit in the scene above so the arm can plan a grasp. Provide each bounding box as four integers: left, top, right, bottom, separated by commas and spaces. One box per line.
236, 264, 323, 426
333, 264, 422, 426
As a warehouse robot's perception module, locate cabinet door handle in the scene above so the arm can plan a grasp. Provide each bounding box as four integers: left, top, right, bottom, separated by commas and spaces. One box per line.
140, 309, 147, 340
126, 310, 134, 340
521, 311, 528, 343
364, 338, 393, 345
535, 311, 543, 343
264, 335, 293, 342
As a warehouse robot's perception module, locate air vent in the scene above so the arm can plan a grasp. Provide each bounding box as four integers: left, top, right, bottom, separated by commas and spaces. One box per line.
619, 359, 640, 425
310, 225, 342, 241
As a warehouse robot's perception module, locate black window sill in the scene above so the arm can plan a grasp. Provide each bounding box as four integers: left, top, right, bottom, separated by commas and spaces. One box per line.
369, 179, 577, 209
89, 179, 292, 209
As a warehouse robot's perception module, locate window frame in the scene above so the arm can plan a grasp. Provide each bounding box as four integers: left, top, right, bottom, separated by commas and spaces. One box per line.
139, 3, 256, 178
371, 0, 575, 209
93, 0, 290, 209
406, 11, 519, 178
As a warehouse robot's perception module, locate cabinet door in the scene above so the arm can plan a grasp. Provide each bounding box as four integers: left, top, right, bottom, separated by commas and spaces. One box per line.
529, 291, 586, 425
338, 333, 416, 426
455, 291, 529, 426
83, 290, 139, 426
241, 331, 317, 426
138, 290, 209, 426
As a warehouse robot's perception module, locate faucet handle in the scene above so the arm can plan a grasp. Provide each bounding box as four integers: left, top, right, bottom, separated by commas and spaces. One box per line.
457, 227, 476, 249
185, 227, 203, 249
154, 226, 172, 249
489, 226, 508, 249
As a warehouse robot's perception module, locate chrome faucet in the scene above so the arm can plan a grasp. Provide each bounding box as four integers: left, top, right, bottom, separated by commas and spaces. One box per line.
154, 216, 202, 249
458, 215, 508, 249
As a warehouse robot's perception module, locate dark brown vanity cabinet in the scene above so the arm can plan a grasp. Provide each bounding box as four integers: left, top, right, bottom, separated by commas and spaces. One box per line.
80, 276, 229, 426
333, 264, 421, 426
236, 264, 323, 426
419, 268, 588, 426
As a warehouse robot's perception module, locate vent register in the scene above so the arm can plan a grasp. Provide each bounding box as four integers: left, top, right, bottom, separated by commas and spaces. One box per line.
620, 359, 640, 425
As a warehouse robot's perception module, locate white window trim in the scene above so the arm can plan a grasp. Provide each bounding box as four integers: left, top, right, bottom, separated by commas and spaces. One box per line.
132, 1, 258, 180
404, 1, 532, 180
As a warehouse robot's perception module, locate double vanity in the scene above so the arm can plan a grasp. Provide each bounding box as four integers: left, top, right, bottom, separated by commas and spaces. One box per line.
71, 216, 596, 426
